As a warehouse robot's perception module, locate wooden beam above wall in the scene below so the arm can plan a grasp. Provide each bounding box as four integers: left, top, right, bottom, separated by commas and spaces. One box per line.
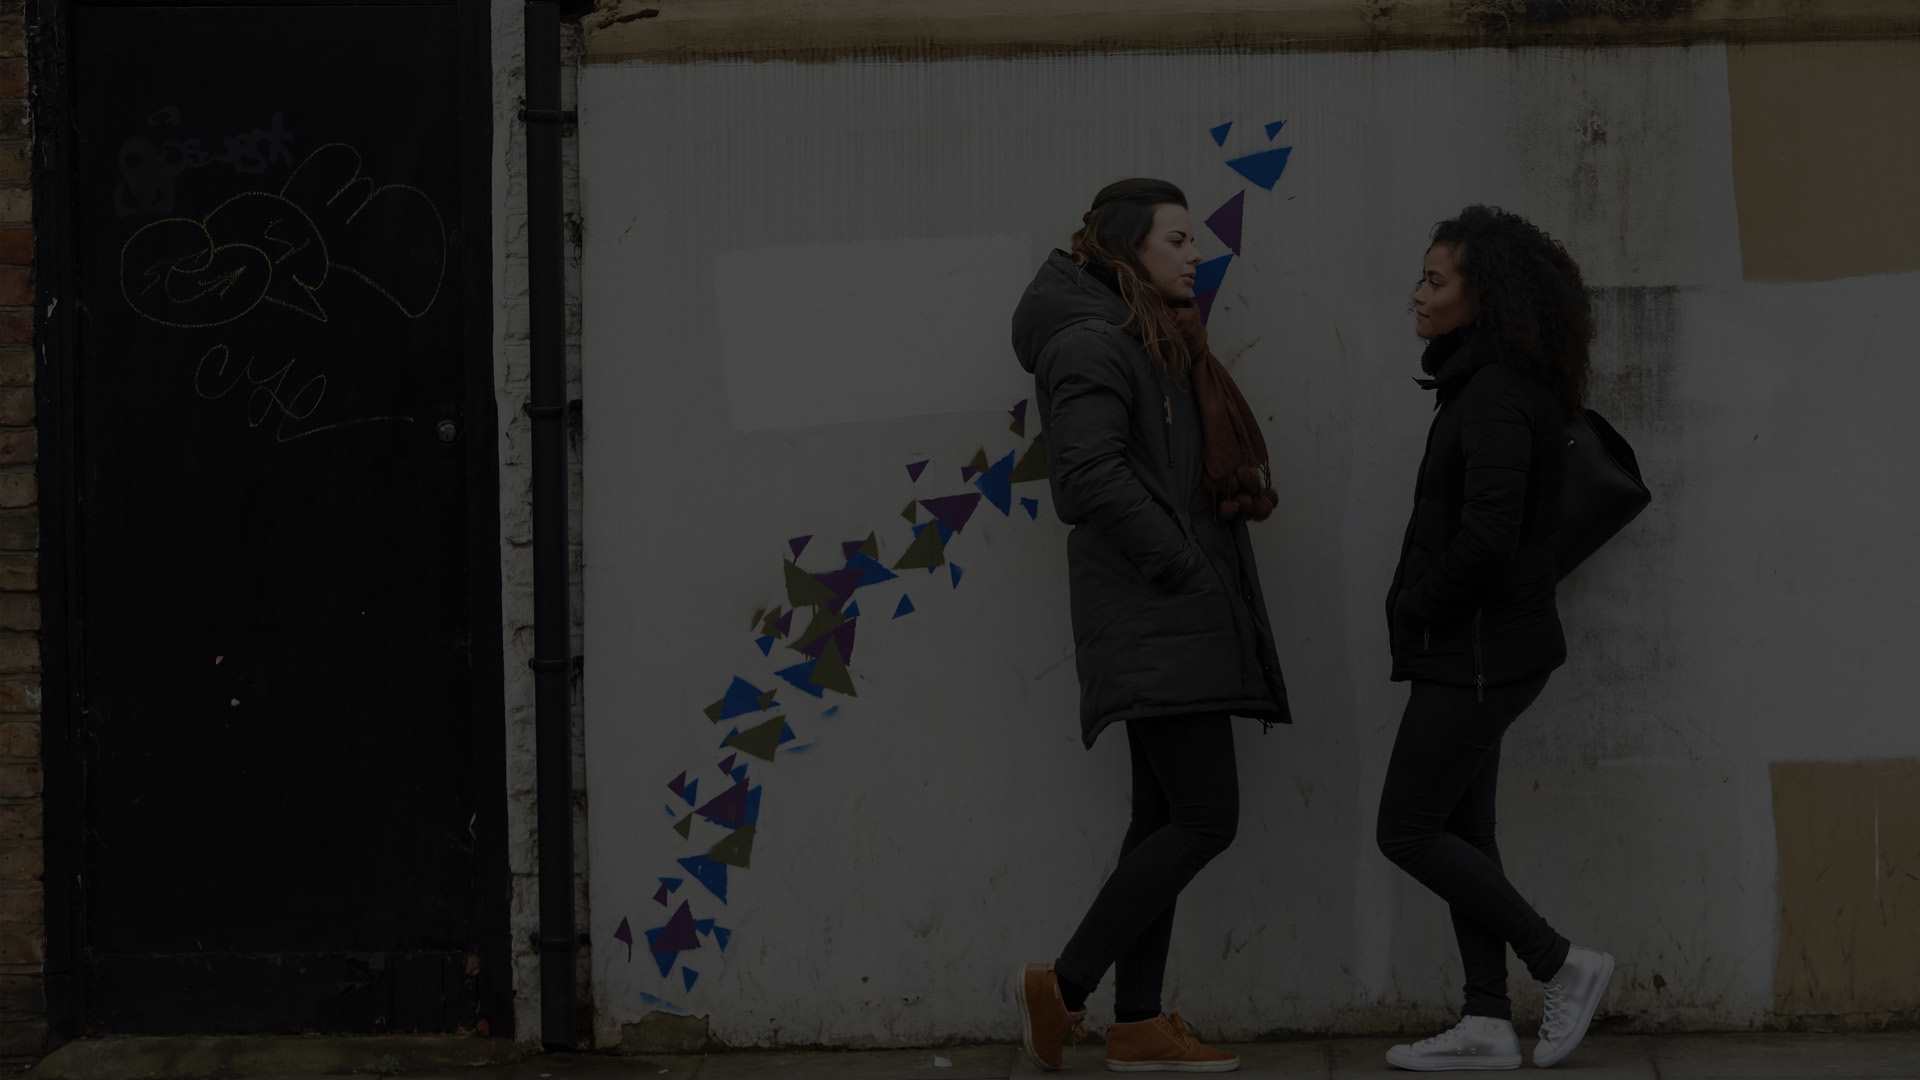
583, 0, 1920, 64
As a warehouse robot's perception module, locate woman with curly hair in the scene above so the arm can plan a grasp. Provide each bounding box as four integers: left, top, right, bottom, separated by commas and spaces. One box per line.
1007, 178, 1290, 1074
1378, 206, 1614, 1071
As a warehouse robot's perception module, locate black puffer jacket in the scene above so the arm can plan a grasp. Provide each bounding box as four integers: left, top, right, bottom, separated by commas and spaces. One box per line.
1386, 331, 1569, 691
1013, 251, 1290, 748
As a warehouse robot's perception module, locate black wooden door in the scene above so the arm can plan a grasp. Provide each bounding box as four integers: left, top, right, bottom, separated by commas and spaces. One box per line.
57, 2, 508, 1034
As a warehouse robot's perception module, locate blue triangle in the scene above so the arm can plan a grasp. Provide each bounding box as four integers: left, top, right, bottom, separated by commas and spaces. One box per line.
664, 804, 676, 817
678, 855, 730, 903
844, 601, 860, 618
730, 764, 748, 783
683, 967, 700, 992
1209, 121, 1233, 147
695, 918, 716, 936
661, 877, 683, 893
779, 721, 797, 744
1225, 146, 1291, 191
845, 554, 897, 588
974, 451, 1016, 516
1021, 497, 1040, 520
1194, 254, 1233, 296
714, 927, 732, 952
745, 786, 764, 827
950, 563, 965, 588
681, 778, 700, 808
754, 635, 774, 656
1265, 119, 1286, 140
775, 660, 826, 698
823, 706, 840, 718
641, 929, 680, 978
894, 594, 915, 619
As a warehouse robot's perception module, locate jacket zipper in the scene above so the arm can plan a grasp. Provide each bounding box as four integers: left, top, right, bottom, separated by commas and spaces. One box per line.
1163, 393, 1175, 468
1472, 608, 1486, 703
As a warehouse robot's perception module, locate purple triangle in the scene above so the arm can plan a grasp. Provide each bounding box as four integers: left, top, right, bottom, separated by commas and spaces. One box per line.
921, 493, 983, 535
668, 771, 688, 799
614, 917, 634, 946
1011, 399, 1028, 426
906, 460, 928, 482
788, 535, 811, 559
697, 779, 751, 829
1205, 191, 1245, 256
653, 884, 671, 906
717, 754, 736, 773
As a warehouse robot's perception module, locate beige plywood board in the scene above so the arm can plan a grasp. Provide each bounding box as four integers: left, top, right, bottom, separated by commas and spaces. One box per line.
1771, 759, 1920, 1015
1729, 40, 1920, 282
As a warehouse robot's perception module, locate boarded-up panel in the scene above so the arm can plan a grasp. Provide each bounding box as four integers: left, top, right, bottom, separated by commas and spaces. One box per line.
1771, 759, 1920, 1014
1729, 41, 1920, 282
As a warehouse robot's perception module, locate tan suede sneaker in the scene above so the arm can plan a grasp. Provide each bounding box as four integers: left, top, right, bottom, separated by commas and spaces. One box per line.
1015, 963, 1087, 1071
1103, 1012, 1240, 1073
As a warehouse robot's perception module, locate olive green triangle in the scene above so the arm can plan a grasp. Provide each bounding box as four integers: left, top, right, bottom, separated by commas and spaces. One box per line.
708, 826, 757, 869
901, 500, 918, 524
860, 532, 881, 559
968, 447, 990, 473
674, 814, 693, 840
784, 561, 837, 609
812, 639, 857, 697
724, 715, 787, 762
750, 606, 767, 632
892, 522, 947, 571
791, 607, 847, 653
702, 701, 724, 722
1011, 430, 1050, 483
759, 607, 786, 638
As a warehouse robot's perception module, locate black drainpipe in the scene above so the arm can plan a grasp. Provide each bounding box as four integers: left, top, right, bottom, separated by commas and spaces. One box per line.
522, 0, 577, 1050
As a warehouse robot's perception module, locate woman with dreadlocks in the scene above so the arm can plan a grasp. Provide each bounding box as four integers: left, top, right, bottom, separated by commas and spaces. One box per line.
1006, 178, 1290, 1074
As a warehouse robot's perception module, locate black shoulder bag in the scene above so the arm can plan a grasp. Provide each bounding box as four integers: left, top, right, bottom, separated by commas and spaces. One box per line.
1554, 408, 1651, 580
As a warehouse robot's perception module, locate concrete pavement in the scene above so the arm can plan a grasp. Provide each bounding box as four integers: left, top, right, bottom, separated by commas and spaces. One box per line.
32, 1032, 1920, 1080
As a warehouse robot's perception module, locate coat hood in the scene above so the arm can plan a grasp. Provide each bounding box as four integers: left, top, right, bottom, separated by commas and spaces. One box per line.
1011, 250, 1129, 374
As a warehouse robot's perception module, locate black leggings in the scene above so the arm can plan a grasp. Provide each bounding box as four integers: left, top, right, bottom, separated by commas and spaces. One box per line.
1376, 677, 1570, 1020
1055, 714, 1238, 1019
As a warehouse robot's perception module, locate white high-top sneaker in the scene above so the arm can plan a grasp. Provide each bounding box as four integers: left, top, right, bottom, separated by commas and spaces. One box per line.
1534, 945, 1616, 1067
1384, 1016, 1522, 1071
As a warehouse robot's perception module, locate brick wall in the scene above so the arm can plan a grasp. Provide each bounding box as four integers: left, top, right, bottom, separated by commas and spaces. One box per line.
0, 0, 43, 1067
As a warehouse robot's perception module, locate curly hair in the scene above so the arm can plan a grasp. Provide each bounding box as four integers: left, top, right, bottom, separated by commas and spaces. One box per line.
1430, 205, 1592, 414
1069, 178, 1195, 378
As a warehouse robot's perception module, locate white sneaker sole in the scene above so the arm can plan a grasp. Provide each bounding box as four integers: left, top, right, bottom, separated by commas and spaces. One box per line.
1384, 1046, 1522, 1071
1534, 952, 1616, 1068
1105, 1058, 1240, 1073
1014, 965, 1057, 1072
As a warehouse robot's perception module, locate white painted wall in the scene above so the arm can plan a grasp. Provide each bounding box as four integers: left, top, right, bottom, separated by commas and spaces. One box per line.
579, 46, 1920, 1046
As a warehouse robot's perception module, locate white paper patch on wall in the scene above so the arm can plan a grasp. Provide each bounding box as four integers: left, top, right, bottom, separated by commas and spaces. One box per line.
712, 234, 1037, 431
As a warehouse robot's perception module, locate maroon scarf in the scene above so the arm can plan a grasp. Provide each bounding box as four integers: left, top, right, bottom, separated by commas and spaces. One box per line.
1176, 308, 1276, 522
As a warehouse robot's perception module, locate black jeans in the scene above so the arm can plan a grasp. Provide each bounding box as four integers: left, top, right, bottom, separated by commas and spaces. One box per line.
1376, 677, 1570, 1021
1056, 714, 1238, 1018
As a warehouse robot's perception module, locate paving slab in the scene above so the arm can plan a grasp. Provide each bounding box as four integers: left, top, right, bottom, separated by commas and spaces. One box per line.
1650, 1033, 1920, 1079
695, 1045, 1016, 1080
1007, 1039, 1328, 1078
1327, 1035, 1658, 1078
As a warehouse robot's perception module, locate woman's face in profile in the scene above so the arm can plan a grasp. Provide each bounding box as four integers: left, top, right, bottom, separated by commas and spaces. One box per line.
1413, 243, 1476, 340
1135, 204, 1203, 301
